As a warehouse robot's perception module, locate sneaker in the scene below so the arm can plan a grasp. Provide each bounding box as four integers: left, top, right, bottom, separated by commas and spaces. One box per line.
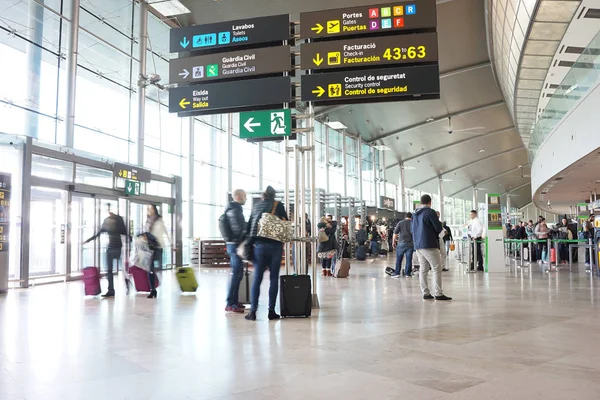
236, 302, 246, 309
442, 268, 449, 271
435, 295, 452, 301
585, 263, 590, 267
102, 291, 115, 298
405, 275, 412, 279
225, 305, 245, 314
391, 274, 402, 279
268, 310, 281, 320
245, 311, 257, 321
423, 294, 434, 300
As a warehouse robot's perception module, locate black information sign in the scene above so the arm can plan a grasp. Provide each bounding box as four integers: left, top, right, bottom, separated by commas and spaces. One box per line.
301, 32, 438, 70
169, 76, 291, 114
380, 196, 396, 210
169, 14, 290, 54
113, 163, 152, 183
300, 0, 437, 39
0, 173, 11, 253
301, 65, 440, 104
169, 46, 291, 85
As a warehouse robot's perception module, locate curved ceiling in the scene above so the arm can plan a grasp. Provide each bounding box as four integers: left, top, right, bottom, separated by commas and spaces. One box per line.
176, 0, 529, 207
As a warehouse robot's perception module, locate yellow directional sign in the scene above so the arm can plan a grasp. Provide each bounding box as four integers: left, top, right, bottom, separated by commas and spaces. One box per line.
179, 98, 191, 109
313, 53, 323, 66
311, 23, 323, 34
312, 86, 325, 97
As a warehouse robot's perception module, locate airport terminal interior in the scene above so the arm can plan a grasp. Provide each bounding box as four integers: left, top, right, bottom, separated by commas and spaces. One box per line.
2, 0, 600, 398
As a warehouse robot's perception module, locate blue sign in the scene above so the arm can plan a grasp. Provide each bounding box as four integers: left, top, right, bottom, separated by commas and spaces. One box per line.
193, 33, 217, 48
218, 32, 231, 44
406, 4, 416, 15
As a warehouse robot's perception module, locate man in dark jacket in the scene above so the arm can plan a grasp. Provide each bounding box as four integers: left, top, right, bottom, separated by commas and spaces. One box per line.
224, 189, 247, 314
245, 186, 288, 321
411, 195, 452, 301
85, 204, 127, 297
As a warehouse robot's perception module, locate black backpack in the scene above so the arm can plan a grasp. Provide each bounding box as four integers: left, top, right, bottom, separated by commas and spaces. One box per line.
218, 209, 233, 242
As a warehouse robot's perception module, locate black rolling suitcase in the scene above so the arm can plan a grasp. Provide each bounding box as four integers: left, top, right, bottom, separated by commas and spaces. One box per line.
279, 275, 311, 318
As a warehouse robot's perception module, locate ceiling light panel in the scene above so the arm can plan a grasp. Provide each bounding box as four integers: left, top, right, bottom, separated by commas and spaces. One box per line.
536, 1, 580, 23
149, 0, 190, 16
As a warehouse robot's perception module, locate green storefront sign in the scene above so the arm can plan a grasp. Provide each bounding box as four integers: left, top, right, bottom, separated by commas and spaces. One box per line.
487, 193, 502, 231
239, 109, 291, 139
125, 179, 141, 196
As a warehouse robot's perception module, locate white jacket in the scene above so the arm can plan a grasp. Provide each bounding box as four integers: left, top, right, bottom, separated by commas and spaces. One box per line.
149, 218, 169, 248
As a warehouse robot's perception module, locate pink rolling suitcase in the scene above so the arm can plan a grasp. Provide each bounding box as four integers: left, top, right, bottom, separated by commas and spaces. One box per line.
130, 265, 159, 292
83, 267, 101, 296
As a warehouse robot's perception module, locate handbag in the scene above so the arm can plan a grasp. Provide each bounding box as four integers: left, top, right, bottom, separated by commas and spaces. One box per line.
257, 201, 293, 243
318, 230, 329, 243
450, 242, 456, 251
237, 238, 253, 262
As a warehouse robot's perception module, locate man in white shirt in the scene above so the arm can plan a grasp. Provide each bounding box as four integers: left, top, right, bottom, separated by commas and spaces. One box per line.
468, 210, 484, 271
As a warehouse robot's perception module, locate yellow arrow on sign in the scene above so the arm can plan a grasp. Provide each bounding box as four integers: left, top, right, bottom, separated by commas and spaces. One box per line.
311, 23, 324, 34
313, 53, 323, 66
312, 86, 325, 97
179, 98, 191, 109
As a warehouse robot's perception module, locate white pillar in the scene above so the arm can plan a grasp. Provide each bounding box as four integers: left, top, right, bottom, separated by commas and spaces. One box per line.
65, 0, 80, 147
438, 177, 444, 221
136, 0, 148, 166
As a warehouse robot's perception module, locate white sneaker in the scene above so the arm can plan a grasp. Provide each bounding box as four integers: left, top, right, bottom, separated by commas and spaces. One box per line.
391, 274, 402, 279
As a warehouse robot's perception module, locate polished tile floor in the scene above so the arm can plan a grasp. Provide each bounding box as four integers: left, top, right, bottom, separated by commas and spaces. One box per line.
2, 257, 600, 400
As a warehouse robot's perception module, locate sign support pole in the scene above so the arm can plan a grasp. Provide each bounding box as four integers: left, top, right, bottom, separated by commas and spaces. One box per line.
309, 101, 319, 309
438, 177, 444, 221
325, 124, 330, 193
358, 136, 363, 210
284, 136, 290, 275
342, 129, 347, 197
65, 0, 80, 148
400, 164, 406, 212
137, 0, 148, 166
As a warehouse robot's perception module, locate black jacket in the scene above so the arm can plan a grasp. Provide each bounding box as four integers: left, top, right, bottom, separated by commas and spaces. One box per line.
317, 221, 338, 253
247, 199, 288, 244
86, 214, 127, 249
394, 219, 413, 243
442, 225, 453, 242
225, 201, 246, 244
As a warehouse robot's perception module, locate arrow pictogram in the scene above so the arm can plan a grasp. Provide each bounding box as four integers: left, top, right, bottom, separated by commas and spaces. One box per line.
313, 53, 323, 66
180, 37, 189, 49
179, 69, 189, 79
179, 98, 191, 109
312, 86, 325, 97
244, 117, 261, 133
311, 23, 324, 34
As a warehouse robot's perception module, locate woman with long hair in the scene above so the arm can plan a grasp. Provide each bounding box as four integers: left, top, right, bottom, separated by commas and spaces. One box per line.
145, 204, 170, 298
317, 216, 337, 276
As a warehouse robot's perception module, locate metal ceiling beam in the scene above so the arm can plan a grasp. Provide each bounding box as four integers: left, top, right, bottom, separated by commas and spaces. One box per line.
315, 61, 492, 121
448, 164, 531, 198
385, 126, 514, 170
409, 147, 526, 189
502, 182, 531, 195
368, 100, 505, 143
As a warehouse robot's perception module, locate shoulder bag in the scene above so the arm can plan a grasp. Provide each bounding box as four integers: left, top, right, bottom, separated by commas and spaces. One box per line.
257, 201, 293, 243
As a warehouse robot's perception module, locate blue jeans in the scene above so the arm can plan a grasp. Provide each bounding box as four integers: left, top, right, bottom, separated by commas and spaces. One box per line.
251, 242, 283, 312
371, 240, 378, 256
394, 242, 414, 276
105, 247, 121, 293
226, 243, 244, 306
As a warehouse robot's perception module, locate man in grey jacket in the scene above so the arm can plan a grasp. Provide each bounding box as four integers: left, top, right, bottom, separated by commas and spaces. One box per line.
224, 189, 247, 313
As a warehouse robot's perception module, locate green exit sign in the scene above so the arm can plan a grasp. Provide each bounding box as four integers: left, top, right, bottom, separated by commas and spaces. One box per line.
240, 109, 291, 140
125, 179, 141, 196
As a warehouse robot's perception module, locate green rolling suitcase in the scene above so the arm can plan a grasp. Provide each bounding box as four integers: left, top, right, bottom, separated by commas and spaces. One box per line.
176, 267, 198, 292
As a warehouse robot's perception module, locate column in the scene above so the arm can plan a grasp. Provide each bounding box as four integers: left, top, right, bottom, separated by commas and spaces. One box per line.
372, 147, 378, 206
188, 117, 194, 239
227, 114, 233, 193
25, 0, 44, 139
342, 130, 347, 197
325, 124, 330, 192
357, 136, 363, 203
400, 164, 406, 212
136, 0, 149, 166
65, 0, 81, 147
438, 177, 444, 221
382, 148, 386, 197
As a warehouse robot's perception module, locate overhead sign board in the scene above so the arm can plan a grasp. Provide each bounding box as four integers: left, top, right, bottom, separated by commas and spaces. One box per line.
300, 0, 437, 40
125, 180, 141, 197
169, 76, 291, 114
169, 46, 291, 84
240, 109, 292, 139
114, 163, 151, 183
380, 196, 395, 210
169, 14, 290, 53
301, 32, 438, 70
301, 64, 440, 104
